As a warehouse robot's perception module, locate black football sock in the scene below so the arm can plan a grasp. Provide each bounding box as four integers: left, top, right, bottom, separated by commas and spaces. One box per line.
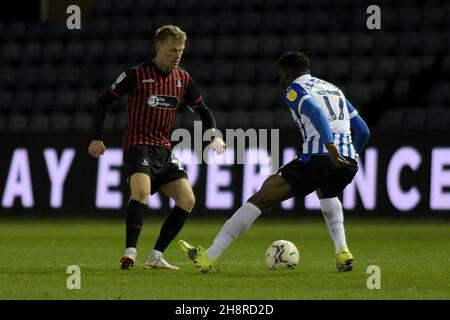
125, 199, 146, 249
154, 205, 189, 253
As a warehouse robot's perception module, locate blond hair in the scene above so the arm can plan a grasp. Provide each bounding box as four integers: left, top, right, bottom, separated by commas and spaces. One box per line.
155, 25, 187, 43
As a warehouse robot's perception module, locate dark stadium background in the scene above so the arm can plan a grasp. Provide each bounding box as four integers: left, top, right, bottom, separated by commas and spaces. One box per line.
1, 0, 449, 217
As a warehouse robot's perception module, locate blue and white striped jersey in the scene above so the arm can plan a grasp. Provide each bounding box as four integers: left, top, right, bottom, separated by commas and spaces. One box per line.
283, 74, 359, 159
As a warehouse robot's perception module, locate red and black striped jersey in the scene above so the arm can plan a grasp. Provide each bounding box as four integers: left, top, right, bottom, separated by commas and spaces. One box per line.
108, 60, 203, 151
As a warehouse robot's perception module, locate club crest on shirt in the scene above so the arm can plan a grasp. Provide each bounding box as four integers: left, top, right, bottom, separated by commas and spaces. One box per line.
147, 95, 179, 109
286, 88, 297, 102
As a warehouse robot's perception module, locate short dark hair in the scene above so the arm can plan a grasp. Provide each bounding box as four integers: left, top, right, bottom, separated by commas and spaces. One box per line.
278, 51, 310, 74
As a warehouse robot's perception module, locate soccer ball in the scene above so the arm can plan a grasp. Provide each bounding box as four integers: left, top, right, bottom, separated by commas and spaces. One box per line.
265, 240, 299, 270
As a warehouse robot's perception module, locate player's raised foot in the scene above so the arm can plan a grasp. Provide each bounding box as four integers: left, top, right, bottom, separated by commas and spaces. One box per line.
178, 240, 214, 273
336, 246, 354, 272
120, 255, 136, 270
144, 254, 179, 270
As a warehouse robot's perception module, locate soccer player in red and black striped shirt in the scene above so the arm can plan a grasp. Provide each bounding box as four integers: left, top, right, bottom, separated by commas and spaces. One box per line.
88, 25, 225, 270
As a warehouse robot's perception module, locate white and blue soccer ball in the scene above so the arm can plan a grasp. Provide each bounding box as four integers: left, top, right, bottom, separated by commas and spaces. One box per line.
265, 240, 299, 270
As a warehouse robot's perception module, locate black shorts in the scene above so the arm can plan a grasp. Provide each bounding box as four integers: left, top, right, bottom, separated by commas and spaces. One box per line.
123, 145, 188, 195
278, 155, 358, 198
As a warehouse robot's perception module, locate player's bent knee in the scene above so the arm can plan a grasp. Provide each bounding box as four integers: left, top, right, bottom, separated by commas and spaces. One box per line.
131, 188, 150, 204
177, 194, 195, 212
247, 194, 267, 211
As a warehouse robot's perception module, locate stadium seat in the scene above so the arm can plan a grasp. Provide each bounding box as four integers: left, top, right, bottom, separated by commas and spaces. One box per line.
41, 41, 64, 63
274, 107, 296, 129
227, 110, 251, 129
426, 107, 450, 130
218, 12, 240, 35
254, 85, 279, 110
208, 86, 232, 109
306, 33, 328, 56
33, 90, 55, 113
250, 110, 275, 128
29, 114, 50, 131
234, 61, 256, 84
134, 0, 157, 15
259, 36, 281, 60
232, 85, 255, 109
7, 113, 28, 131
54, 89, 76, 112
76, 88, 98, 111
398, 7, 421, 31
215, 37, 237, 59
49, 113, 71, 131
256, 59, 278, 84
112, 0, 136, 15
213, 61, 234, 85
38, 64, 59, 88
0, 66, 16, 89
1, 42, 22, 64
0, 90, 12, 114
260, 12, 283, 34
428, 83, 450, 106
240, 12, 261, 34
350, 33, 374, 55
0, 115, 7, 131
421, 32, 444, 55
64, 41, 85, 63
12, 90, 34, 113
188, 60, 211, 84
377, 110, 405, 130
128, 38, 151, 62
105, 39, 128, 61
327, 58, 350, 82
349, 58, 372, 81
85, 40, 105, 62
59, 64, 81, 88
195, 13, 219, 36
238, 36, 259, 59
327, 33, 350, 56
72, 112, 93, 131
92, 0, 114, 17
189, 37, 214, 59
402, 108, 427, 129
21, 42, 42, 63
4, 22, 27, 41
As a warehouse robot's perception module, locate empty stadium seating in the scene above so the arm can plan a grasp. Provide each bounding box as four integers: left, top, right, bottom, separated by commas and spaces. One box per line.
0, 0, 449, 132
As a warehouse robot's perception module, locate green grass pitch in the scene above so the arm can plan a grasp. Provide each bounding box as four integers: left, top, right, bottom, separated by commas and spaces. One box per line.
1, 216, 449, 300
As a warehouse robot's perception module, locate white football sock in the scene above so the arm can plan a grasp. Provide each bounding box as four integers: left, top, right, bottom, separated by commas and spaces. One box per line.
125, 247, 137, 257
207, 202, 261, 260
320, 197, 348, 254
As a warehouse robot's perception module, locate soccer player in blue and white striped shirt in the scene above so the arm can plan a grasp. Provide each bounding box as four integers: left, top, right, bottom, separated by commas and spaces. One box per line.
180, 51, 370, 273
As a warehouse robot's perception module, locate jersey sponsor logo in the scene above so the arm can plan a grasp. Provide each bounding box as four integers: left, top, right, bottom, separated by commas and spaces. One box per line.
286, 89, 297, 102
147, 95, 179, 109
142, 79, 155, 83
176, 79, 182, 88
